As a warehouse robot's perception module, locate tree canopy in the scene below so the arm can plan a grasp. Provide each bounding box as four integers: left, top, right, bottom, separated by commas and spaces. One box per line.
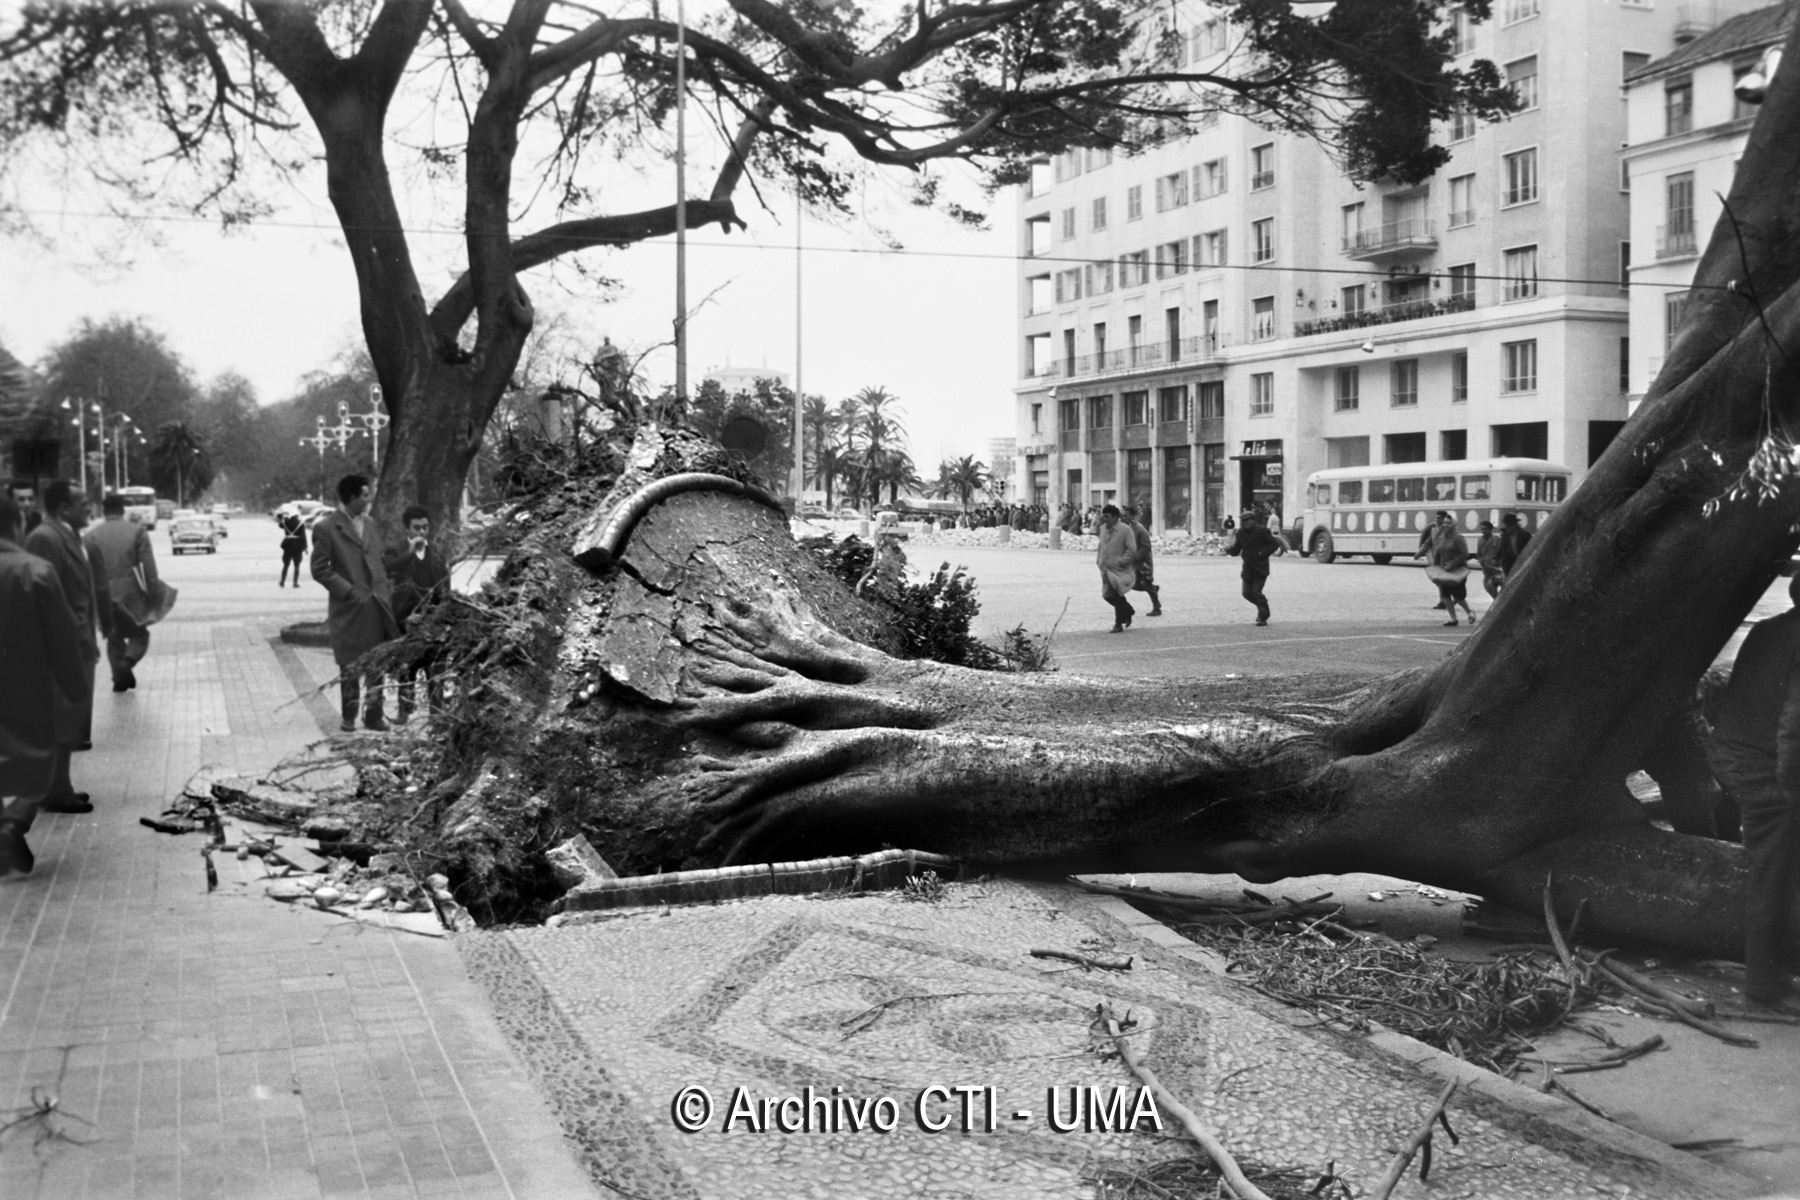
0, 0, 1516, 528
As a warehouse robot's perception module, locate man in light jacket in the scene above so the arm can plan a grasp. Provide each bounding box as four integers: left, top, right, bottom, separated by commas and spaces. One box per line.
1095, 503, 1138, 633
311, 474, 400, 732
86, 491, 161, 692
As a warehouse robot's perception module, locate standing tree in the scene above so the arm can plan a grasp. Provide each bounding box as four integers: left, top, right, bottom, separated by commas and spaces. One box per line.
34, 317, 201, 495
931, 454, 990, 513
150, 420, 214, 506
847, 386, 907, 507
0, 0, 1514, 533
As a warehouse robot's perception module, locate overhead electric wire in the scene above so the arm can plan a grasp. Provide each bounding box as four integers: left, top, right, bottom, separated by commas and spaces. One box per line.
8, 203, 1717, 295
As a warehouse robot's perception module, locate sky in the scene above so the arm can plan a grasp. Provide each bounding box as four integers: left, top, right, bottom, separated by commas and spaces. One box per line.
0, 120, 1023, 473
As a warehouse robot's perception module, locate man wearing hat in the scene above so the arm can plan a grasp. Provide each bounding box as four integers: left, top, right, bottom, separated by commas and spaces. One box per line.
1499, 512, 1533, 577
1707, 574, 1800, 1014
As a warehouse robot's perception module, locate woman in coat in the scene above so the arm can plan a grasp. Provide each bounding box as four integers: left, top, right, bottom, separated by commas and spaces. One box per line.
1416, 511, 1478, 626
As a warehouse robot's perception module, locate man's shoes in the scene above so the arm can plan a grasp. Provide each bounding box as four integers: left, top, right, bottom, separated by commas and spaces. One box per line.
340, 719, 356, 733
1123, 612, 1133, 628
363, 712, 390, 733
112, 676, 130, 693
123, 666, 137, 690
1431, 601, 1447, 610
1148, 607, 1163, 617
1254, 617, 1269, 626
1110, 623, 1124, 634
40, 792, 93, 814
1443, 619, 1460, 627
0, 826, 33, 878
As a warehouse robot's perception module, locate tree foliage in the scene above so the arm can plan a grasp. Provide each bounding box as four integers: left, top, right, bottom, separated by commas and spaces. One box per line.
149, 418, 213, 504
930, 453, 990, 510
0, 0, 1517, 530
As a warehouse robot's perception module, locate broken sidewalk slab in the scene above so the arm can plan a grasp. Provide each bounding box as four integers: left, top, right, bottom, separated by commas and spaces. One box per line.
210, 777, 322, 826
558, 848, 961, 913
544, 834, 619, 890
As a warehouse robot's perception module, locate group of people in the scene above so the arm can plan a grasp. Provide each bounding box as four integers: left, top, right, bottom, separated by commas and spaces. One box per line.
1, 481, 165, 877
1415, 510, 1533, 626
309, 474, 450, 733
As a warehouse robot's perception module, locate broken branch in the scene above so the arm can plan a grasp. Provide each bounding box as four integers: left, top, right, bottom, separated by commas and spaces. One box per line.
1369, 1080, 1458, 1200
1029, 948, 1132, 972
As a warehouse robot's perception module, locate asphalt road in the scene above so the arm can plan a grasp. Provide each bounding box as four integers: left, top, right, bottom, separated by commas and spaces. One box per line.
153, 511, 325, 627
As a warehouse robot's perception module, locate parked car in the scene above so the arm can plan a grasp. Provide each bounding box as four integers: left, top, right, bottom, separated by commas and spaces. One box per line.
796, 502, 830, 521
833, 506, 861, 521
169, 515, 220, 555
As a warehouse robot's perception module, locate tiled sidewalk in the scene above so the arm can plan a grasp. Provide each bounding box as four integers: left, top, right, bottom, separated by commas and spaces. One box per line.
0, 619, 595, 1199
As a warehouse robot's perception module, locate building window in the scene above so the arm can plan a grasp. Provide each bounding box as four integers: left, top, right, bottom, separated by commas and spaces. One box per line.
1026, 214, 1051, 257
1156, 170, 1189, 211
1155, 239, 1188, 278
1061, 207, 1076, 240
1251, 218, 1275, 263
1198, 381, 1224, 419
1619, 242, 1631, 289
1451, 351, 1469, 403
1252, 296, 1276, 341
1120, 250, 1149, 288
1127, 184, 1143, 221
1503, 148, 1538, 206
1451, 105, 1477, 142
1054, 267, 1082, 304
1342, 284, 1366, 316
1054, 149, 1082, 182
1094, 322, 1107, 361
1450, 7, 1475, 56
1666, 291, 1690, 352
1391, 358, 1420, 407
1091, 196, 1108, 232
1507, 56, 1539, 110
1027, 274, 1052, 314
1334, 366, 1360, 412
1250, 143, 1275, 190
1030, 403, 1043, 433
1158, 385, 1189, 424
1197, 228, 1228, 267
1250, 372, 1274, 416
1059, 397, 1082, 432
1086, 146, 1112, 171
1449, 262, 1476, 304
1199, 158, 1229, 198
1448, 174, 1475, 227
1202, 299, 1219, 353
1062, 328, 1076, 373
1385, 433, 1428, 464
1503, 245, 1538, 301
1341, 202, 1365, 252
1622, 51, 1650, 84
1503, 0, 1539, 24
1620, 336, 1631, 392
1502, 339, 1538, 393
1442, 430, 1468, 460
1084, 260, 1114, 296
1198, 17, 1227, 55
1088, 395, 1113, 429
1662, 172, 1695, 259
1124, 391, 1150, 426
1665, 78, 1693, 136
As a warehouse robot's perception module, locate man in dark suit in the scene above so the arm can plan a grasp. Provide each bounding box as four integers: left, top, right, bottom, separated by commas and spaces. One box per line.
311, 474, 399, 732
383, 504, 451, 723
86, 492, 162, 692
23, 480, 104, 813
1, 497, 91, 875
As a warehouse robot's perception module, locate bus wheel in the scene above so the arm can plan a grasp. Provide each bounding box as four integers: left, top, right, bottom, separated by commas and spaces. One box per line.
1371, 553, 1393, 565
1311, 530, 1335, 564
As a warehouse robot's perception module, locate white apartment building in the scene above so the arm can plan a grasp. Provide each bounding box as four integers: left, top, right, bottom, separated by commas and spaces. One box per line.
1012, 0, 1763, 537
1624, 2, 1788, 411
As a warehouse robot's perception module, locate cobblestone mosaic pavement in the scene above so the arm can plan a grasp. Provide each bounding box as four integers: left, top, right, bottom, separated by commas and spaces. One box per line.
471, 884, 1765, 1200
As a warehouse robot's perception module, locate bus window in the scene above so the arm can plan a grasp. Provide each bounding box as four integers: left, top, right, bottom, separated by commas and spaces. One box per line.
1460, 475, 1490, 501
1515, 475, 1540, 501
1545, 475, 1567, 502
1397, 478, 1425, 503
1369, 479, 1396, 503
1338, 481, 1363, 504
1427, 476, 1457, 502
1312, 483, 1332, 506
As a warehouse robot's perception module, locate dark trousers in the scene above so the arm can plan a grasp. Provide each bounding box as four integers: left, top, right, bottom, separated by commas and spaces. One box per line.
107, 607, 149, 683
1242, 570, 1270, 621
280, 546, 304, 584
1716, 770, 1798, 1000
1102, 579, 1135, 625
340, 672, 385, 725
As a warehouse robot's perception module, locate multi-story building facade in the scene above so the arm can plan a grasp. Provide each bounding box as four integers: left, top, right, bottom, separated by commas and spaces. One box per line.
1012, 0, 1762, 536
1624, 2, 1788, 412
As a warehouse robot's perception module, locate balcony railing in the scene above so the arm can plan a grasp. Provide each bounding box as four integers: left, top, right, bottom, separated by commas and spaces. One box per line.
1294, 292, 1474, 339
1029, 335, 1226, 380
1657, 225, 1698, 259
1343, 218, 1438, 260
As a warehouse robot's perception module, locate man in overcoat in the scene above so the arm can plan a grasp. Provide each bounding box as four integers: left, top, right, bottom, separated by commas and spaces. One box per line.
311, 474, 399, 732
24, 480, 104, 812
1095, 503, 1138, 632
0, 497, 90, 875
86, 492, 162, 691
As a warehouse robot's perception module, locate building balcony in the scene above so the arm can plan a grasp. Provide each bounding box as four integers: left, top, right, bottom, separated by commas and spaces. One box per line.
1293, 292, 1474, 339
1343, 218, 1438, 261
1031, 335, 1226, 381
1657, 225, 1698, 260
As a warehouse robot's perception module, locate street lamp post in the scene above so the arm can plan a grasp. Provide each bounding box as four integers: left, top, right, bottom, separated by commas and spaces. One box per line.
60, 398, 89, 494
336, 384, 390, 467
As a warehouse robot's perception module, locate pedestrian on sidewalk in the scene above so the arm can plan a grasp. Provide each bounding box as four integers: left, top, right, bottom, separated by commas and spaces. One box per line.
1226, 510, 1283, 625
1121, 507, 1162, 616
384, 504, 451, 723
85, 492, 162, 692
0, 498, 91, 876
1706, 572, 1800, 1015
312, 474, 400, 732
278, 506, 308, 587
23, 480, 104, 813
1095, 503, 1138, 632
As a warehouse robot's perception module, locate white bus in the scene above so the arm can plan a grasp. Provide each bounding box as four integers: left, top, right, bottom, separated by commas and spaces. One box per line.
116, 485, 161, 530
1300, 457, 1572, 564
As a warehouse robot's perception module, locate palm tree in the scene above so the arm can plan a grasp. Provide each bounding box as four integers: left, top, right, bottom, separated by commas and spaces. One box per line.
849, 387, 907, 508
870, 446, 922, 507
932, 455, 990, 512
150, 420, 214, 506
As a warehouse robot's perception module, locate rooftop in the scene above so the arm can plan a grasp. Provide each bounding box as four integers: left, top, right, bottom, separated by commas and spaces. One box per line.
1627, 1, 1793, 84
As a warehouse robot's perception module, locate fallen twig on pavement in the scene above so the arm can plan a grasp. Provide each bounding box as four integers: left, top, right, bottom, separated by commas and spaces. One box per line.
1369, 1080, 1458, 1200
1030, 948, 1132, 972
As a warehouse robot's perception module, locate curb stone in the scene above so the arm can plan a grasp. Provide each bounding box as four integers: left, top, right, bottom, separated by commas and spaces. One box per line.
1073, 888, 1764, 1200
